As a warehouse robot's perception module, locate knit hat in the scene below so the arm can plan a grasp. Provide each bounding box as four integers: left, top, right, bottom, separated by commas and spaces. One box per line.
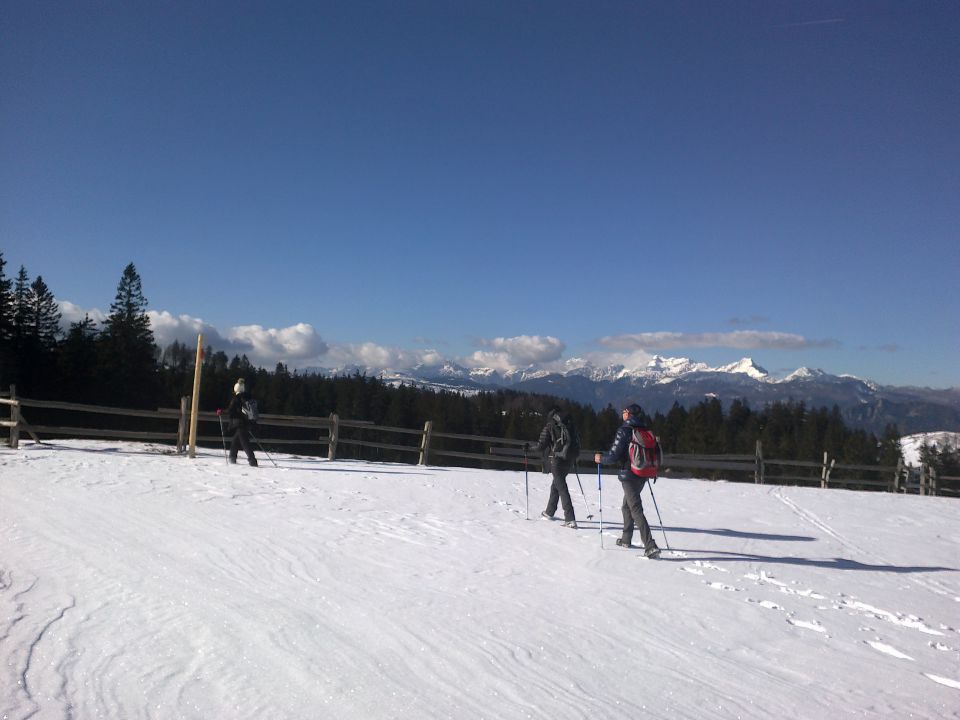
623, 403, 642, 417
234, 379, 245, 395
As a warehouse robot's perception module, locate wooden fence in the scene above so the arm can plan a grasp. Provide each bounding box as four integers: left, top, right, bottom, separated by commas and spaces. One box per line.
2, 388, 957, 497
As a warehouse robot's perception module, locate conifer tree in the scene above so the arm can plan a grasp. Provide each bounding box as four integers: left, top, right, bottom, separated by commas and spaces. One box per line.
98, 263, 158, 407
27, 276, 62, 350
58, 315, 99, 402
0, 253, 14, 386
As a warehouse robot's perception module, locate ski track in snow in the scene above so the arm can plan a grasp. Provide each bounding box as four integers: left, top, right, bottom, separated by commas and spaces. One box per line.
1, 441, 959, 718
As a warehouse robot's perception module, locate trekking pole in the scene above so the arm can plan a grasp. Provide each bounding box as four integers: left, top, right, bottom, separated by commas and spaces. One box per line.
647, 480, 670, 550
597, 462, 604, 549
216, 411, 229, 465
524, 445, 530, 520
573, 466, 594, 519
248, 430, 278, 468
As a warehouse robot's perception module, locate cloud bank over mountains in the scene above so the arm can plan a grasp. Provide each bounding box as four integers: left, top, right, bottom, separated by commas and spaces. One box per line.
600, 331, 839, 351
58, 300, 835, 376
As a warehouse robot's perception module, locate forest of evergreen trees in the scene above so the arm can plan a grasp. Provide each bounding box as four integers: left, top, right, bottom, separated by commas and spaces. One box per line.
6, 251, 957, 475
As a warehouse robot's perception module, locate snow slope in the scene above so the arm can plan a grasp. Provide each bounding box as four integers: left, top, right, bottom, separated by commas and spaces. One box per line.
901, 432, 960, 466
1, 440, 958, 719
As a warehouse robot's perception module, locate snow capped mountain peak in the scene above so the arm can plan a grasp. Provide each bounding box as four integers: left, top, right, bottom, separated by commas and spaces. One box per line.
643, 355, 710, 377
784, 367, 827, 382
715, 357, 769, 380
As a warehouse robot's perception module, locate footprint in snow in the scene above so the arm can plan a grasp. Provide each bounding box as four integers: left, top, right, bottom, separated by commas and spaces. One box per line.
694, 560, 728, 573
865, 640, 913, 660
924, 674, 960, 690
705, 581, 740, 592
787, 617, 826, 633
746, 598, 782, 610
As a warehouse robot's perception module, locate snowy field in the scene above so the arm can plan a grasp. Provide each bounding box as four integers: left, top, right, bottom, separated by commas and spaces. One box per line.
1, 440, 958, 720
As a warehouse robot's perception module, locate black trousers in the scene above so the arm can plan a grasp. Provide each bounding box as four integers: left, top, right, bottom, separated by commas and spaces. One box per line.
620, 476, 655, 549
229, 426, 258, 466
545, 469, 575, 521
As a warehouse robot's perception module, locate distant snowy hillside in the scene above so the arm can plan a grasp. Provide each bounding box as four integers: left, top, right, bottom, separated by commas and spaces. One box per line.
901, 432, 960, 466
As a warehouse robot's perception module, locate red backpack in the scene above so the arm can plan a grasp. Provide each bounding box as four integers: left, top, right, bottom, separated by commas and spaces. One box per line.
628, 428, 661, 478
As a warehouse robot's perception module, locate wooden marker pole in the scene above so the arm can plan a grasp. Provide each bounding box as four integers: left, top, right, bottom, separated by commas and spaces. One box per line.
187, 334, 204, 458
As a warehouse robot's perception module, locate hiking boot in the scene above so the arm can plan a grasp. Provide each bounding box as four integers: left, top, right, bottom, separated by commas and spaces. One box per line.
616, 538, 633, 548
541, 511, 554, 520
644, 545, 661, 559
562, 520, 578, 529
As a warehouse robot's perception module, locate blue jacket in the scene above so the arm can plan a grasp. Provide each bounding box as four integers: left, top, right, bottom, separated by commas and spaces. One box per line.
600, 416, 646, 481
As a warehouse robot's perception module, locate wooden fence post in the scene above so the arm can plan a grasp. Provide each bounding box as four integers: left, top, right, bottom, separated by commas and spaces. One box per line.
177, 396, 189, 453
8, 384, 19, 450
327, 413, 339, 460
820, 452, 835, 489
419, 420, 433, 466
930, 466, 938, 496
755, 440, 764, 484
892, 458, 903, 493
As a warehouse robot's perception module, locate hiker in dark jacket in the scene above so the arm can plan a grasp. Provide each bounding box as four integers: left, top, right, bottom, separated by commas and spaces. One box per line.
533, 407, 578, 528
595, 403, 659, 557
225, 378, 258, 467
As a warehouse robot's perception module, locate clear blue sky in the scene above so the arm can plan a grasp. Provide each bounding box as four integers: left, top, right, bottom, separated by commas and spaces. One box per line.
2, 1, 958, 386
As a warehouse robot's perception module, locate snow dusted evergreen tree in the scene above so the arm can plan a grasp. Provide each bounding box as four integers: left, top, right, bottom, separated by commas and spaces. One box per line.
98, 263, 158, 407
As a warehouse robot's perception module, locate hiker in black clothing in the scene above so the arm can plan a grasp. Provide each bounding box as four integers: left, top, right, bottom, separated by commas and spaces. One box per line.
226, 378, 258, 467
533, 407, 578, 528
595, 403, 660, 557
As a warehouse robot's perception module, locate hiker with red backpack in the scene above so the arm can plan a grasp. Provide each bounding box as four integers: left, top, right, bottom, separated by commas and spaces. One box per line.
594, 403, 661, 558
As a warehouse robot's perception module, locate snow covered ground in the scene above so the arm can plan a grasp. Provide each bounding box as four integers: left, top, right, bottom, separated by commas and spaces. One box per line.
1, 439, 958, 719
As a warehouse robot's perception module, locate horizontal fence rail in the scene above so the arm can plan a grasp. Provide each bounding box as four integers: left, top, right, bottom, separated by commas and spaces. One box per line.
2, 388, 957, 497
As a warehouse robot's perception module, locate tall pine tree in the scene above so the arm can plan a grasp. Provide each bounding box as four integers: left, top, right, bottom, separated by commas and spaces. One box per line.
98, 263, 158, 407
0, 253, 14, 387
59, 315, 99, 403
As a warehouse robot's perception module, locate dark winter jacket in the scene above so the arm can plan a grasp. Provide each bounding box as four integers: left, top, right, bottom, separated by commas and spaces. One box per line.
227, 391, 254, 431
537, 413, 577, 474
600, 416, 647, 482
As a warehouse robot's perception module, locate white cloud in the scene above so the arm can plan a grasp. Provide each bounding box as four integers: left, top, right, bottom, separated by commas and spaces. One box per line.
600, 331, 838, 351
227, 323, 329, 364
148, 310, 225, 348
324, 343, 447, 371
57, 300, 106, 328
466, 335, 566, 372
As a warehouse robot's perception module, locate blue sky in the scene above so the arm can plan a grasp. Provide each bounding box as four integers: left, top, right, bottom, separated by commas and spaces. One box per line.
2, 1, 958, 386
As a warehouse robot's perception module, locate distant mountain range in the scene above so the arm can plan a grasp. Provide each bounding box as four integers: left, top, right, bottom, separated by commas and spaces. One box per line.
306, 356, 960, 435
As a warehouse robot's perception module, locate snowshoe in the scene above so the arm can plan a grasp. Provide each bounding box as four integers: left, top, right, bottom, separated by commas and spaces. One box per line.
616, 538, 633, 548
562, 520, 578, 529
